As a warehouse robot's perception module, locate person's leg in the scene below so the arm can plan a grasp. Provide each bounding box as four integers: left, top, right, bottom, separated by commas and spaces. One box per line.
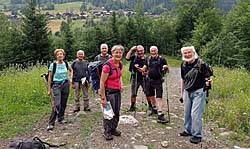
154, 80, 168, 123
103, 93, 116, 140
142, 77, 152, 109
129, 77, 137, 111
191, 88, 206, 138
58, 82, 69, 123
73, 82, 80, 112
111, 92, 121, 136
47, 84, 61, 130
183, 90, 192, 134
147, 80, 157, 116
82, 83, 90, 111
189, 89, 205, 144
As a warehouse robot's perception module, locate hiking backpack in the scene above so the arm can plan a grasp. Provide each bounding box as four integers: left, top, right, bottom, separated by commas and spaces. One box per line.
7, 137, 65, 149
88, 60, 122, 91
45, 61, 69, 84
147, 55, 167, 77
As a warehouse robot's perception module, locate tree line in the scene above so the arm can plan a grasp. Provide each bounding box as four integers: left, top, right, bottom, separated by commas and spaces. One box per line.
5, 0, 236, 15
0, 0, 249, 70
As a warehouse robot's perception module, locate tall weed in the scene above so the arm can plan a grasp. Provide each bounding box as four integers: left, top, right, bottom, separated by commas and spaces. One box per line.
209, 67, 250, 144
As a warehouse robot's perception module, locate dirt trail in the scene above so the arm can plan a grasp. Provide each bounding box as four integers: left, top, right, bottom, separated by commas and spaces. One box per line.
1, 68, 225, 149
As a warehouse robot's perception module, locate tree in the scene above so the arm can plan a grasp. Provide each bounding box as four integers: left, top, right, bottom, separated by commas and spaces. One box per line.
60, 19, 74, 61
175, 0, 216, 47
21, 0, 50, 64
107, 11, 119, 46
203, 0, 250, 69
0, 14, 23, 69
151, 17, 177, 56
191, 8, 223, 53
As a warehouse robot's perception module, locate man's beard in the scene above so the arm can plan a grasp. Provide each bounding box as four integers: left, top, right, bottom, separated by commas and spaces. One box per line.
182, 56, 194, 62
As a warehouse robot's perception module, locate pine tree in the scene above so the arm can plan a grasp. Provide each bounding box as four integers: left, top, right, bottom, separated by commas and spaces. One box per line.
21, 0, 50, 64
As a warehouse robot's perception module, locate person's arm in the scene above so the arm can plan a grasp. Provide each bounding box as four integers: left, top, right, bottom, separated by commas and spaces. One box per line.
162, 58, 169, 73
126, 46, 136, 60
68, 66, 73, 84
47, 71, 53, 96
100, 72, 109, 108
180, 79, 184, 98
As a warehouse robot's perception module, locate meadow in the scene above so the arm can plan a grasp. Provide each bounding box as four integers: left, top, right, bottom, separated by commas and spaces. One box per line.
0, 57, 249, 147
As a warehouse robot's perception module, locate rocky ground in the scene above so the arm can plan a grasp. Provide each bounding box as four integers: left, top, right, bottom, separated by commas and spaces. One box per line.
0, 68, 234, 149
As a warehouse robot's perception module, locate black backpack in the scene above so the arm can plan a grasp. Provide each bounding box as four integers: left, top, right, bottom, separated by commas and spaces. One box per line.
8, 137, 65, 149
44, 61, 69, 84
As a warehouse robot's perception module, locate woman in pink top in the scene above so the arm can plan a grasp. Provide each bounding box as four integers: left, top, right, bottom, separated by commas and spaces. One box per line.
100, 45, 124, 140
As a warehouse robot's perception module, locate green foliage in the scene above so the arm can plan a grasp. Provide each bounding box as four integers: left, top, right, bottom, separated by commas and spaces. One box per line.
0, 13, 22, 70
175, 0, 217, 47
192, 8, 223, 53
151, 17, 177, 56
21, 0, 50, 64
208, 67, 250, 144
202, 1, 250, 70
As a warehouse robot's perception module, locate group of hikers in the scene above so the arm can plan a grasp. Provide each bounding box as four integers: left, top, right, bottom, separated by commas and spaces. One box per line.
45, 43, 213, 144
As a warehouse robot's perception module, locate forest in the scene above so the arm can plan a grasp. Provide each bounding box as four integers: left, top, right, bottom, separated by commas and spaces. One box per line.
0, 0, 249, 70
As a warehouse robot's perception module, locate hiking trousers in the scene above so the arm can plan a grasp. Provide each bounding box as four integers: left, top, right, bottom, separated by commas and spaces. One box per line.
183, 88, 206, 138
48, 81, 70, 125
73, 82, 89, 110
103, 89, 121, 134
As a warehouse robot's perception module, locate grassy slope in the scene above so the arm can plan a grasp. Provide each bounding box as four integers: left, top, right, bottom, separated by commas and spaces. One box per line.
42, 2, 82, 14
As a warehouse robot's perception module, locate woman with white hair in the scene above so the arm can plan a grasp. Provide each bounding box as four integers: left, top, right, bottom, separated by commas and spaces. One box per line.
100, 45, 124, 140
179, 46, 213, 144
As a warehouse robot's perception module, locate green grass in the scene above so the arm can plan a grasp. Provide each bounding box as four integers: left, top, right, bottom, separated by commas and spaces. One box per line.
42, 2, 82, 14
208, 67, 250, 147
0, 64, 51, 138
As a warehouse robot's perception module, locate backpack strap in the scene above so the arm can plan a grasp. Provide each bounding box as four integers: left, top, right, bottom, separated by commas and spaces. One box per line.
147, 56, 164, 77
52, 62, 57, 74
64, 61, 69, 70
97, 54, 101, 61
104, 61, 122, 76
33, 137, 66, 148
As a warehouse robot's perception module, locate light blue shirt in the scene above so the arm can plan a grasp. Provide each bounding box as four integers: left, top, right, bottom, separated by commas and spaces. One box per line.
49, 62, 68, 82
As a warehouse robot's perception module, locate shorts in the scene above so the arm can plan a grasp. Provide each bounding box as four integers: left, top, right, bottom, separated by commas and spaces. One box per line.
146, 78, 163, 98
131, 77, 146, 97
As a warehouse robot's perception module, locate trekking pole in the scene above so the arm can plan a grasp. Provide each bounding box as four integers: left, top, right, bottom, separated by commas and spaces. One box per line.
41, 74, 58, 113
165, 73, 170, 123
134, 71, 137, 118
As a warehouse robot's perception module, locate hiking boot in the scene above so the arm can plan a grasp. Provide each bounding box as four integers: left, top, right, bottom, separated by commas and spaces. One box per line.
157, 114, 169, 124
84, 107, 91, 111
103, 132, 113, 140
73, 107, 80, 113
148, 108, 157, 116
190, 136, 202, 144
179, 131, 192, 137
58, 120, 67, 124
46, 124, 54, 131
111, 130, 121, 136
128, 105, 136, 112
